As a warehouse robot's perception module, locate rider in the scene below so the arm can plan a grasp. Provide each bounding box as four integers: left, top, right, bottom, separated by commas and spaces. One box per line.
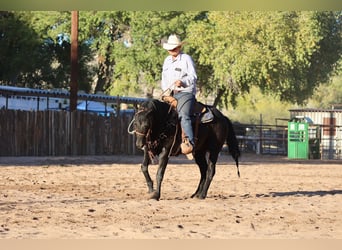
161, 34, 197, 155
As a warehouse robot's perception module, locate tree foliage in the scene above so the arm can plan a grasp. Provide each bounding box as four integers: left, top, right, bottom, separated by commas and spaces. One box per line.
109, 11, 204, 97
0, 11, 341, 108
188, 11, 342, 107
0, 11, 93, 90
0, 11, 41, 86
78, 11, 130, 93
307, 73, 342, 109
227, 86, 293, 125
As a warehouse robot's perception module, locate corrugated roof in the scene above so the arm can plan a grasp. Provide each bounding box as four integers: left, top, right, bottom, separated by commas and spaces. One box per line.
0, 85, 147, 104
289, 108, 342, 113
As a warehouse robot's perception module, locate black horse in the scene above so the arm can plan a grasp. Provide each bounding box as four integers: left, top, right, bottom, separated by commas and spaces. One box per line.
129, 98, 240, 200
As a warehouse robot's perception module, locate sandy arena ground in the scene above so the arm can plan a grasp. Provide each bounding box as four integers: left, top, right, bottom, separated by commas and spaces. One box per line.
0, 153, 341, 239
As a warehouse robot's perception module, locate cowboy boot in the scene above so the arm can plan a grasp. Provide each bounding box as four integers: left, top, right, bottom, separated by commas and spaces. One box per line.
181, 137, 193, 155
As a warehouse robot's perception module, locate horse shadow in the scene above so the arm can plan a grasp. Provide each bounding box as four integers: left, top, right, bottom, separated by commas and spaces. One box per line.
268, 189, 342, 197
207, 189, 342, 200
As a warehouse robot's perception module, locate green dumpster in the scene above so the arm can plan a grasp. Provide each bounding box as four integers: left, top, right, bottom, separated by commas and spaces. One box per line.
288, 119, 309, 159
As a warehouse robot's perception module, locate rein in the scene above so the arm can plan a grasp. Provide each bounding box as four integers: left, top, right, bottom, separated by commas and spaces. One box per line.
127, 109, 146, 135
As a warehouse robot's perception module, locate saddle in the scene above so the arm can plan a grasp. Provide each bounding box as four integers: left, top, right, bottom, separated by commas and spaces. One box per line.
161, 95, 214, 123
162, 95, 214, 159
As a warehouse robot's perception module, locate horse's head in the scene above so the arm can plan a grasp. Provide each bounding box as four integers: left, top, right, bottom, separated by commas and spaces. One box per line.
129, 99, 174, 151
133, 108, 154, 149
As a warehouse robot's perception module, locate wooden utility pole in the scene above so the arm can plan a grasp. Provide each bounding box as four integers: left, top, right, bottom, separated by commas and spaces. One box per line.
69, 11, 79, 111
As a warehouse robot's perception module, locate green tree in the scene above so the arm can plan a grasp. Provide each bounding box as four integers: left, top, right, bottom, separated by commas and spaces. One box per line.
0, 11, 93, 90
188, 11, 342, 108
307, 73, 342, 109
109, 11, 205, 97
0, 11, 41, 86
2, 10, 341, 106
227, 86, 293, 124
79, 11, 130, 93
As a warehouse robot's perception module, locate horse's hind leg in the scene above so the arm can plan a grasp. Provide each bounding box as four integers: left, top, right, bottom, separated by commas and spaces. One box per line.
192, 152, 208, 199
198, 151, 218, 199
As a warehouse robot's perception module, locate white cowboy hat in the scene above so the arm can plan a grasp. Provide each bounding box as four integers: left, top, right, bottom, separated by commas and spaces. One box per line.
163, 34, 184, 50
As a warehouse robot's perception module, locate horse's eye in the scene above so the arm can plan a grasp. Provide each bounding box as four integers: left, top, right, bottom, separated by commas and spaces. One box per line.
142, 125, 149, 132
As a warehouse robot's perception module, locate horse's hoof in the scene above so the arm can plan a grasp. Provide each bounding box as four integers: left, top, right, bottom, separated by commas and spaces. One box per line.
198, 194, 206, 199
192, 193, 206, 199
190, 193, 198, 199
149, 192, 160, 201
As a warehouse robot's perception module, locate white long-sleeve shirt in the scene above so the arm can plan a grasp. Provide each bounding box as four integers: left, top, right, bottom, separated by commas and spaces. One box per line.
161, 52, 197, 95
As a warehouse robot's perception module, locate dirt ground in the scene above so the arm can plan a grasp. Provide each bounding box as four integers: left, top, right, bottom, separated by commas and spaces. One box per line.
0, 153, 341, 239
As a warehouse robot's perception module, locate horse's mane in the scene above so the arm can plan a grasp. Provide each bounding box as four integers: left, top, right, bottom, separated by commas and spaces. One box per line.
140, 99, 174, 123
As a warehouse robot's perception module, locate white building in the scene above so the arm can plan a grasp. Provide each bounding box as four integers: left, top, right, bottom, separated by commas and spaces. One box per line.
0, 95, 63, 111
289, 108, 342, 159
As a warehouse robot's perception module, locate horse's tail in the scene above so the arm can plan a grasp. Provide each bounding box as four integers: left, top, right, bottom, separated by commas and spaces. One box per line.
225, 116, 241, 178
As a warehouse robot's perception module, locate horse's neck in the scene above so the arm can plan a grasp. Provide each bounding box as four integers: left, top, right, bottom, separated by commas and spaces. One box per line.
151, 104, 177, 135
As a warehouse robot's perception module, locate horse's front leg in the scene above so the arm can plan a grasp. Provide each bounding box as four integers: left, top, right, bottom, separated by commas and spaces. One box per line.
150, 147, 169, 201
141, 146, 154, 193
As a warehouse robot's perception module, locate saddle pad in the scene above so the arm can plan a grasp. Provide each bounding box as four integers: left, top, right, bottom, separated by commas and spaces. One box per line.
201, 108, 214, 123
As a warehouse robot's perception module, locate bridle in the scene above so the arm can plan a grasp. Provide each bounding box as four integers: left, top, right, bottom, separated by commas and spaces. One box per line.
127, 104, 179, 159
134, 128, 150, 137
135, 128, 152, 146
127, 109, 151, 138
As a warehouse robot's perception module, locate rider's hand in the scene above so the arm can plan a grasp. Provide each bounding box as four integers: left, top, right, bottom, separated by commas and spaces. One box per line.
174, 80, 183, 87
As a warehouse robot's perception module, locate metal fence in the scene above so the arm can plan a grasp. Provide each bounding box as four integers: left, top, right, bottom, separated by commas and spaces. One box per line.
233, 123, 342, 160
234, 124, 288, 155
320, 124, 342, 160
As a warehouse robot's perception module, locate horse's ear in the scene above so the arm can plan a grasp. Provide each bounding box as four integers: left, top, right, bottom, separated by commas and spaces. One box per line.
145, 109, 153, 116
135, 103, 144, 112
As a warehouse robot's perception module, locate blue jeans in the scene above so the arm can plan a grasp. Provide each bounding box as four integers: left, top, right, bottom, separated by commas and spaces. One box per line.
174, 92, 195, 144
